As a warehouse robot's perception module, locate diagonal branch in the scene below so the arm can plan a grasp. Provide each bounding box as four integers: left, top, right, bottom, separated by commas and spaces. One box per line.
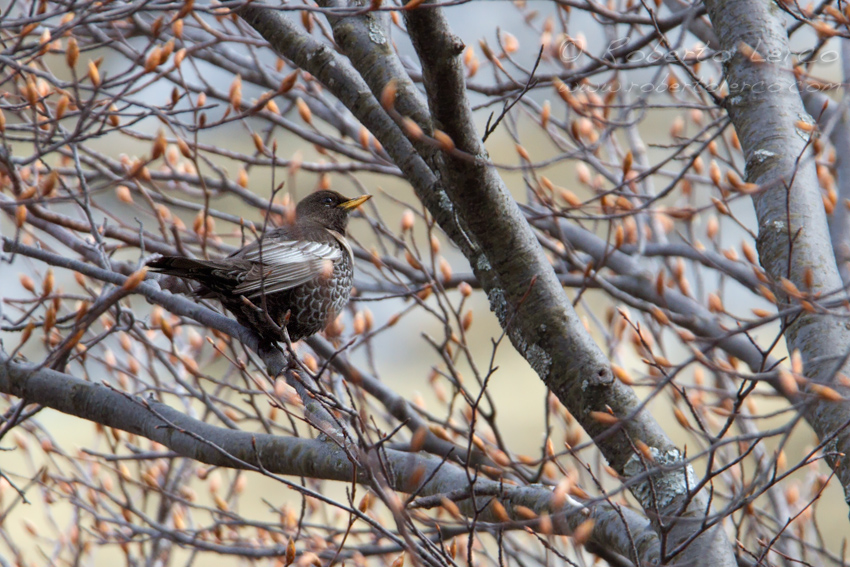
0, 355, 661, 565
409, 3, 736, 564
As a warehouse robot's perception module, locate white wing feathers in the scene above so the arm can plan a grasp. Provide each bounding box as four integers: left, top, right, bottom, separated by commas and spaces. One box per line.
232, 239, 342, 298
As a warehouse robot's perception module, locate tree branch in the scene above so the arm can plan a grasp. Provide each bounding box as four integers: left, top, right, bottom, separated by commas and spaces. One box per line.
401, 4, 735, 564
703, 0, 850, 516
0, 354, 661, 565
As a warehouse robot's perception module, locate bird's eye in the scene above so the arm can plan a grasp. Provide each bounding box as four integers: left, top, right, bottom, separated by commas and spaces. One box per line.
322, 196, 334, 206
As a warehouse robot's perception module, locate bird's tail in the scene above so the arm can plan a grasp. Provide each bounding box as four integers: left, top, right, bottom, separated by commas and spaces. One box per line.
147, 256, 241, 297
148, 256, 222, 279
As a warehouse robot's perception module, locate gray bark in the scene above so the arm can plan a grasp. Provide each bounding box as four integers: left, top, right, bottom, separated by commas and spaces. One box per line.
0, 354, 661, 565
702, 0, 850, 514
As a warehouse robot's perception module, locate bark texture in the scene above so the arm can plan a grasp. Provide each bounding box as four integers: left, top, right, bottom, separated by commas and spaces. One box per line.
702, 0, 850, 512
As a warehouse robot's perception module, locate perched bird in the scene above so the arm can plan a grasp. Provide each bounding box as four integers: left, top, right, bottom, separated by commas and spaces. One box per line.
149, 190, 371, 345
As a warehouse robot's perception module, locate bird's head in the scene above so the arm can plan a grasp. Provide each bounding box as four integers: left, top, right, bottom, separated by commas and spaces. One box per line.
295, 190, 372, 233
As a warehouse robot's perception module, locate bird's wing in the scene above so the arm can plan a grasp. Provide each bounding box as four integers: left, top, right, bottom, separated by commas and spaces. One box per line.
232, 238, 342, 298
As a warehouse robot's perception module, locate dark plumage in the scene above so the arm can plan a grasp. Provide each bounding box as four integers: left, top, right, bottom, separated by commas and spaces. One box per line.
149, 190, 371, 344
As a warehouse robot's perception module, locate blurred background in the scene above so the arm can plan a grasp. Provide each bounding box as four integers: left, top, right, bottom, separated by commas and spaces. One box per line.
2, 0, 848, 564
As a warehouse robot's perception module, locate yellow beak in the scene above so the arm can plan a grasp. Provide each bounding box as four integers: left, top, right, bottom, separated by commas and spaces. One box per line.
338, 194, 372, 211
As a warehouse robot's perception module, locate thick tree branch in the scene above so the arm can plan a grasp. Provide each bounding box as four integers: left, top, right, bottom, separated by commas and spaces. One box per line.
703, 0, 850, 515
401, 4, 735, 565
0, 355, 661, 565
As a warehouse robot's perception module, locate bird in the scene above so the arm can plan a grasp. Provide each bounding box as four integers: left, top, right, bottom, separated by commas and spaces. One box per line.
148, 190, 371, 345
